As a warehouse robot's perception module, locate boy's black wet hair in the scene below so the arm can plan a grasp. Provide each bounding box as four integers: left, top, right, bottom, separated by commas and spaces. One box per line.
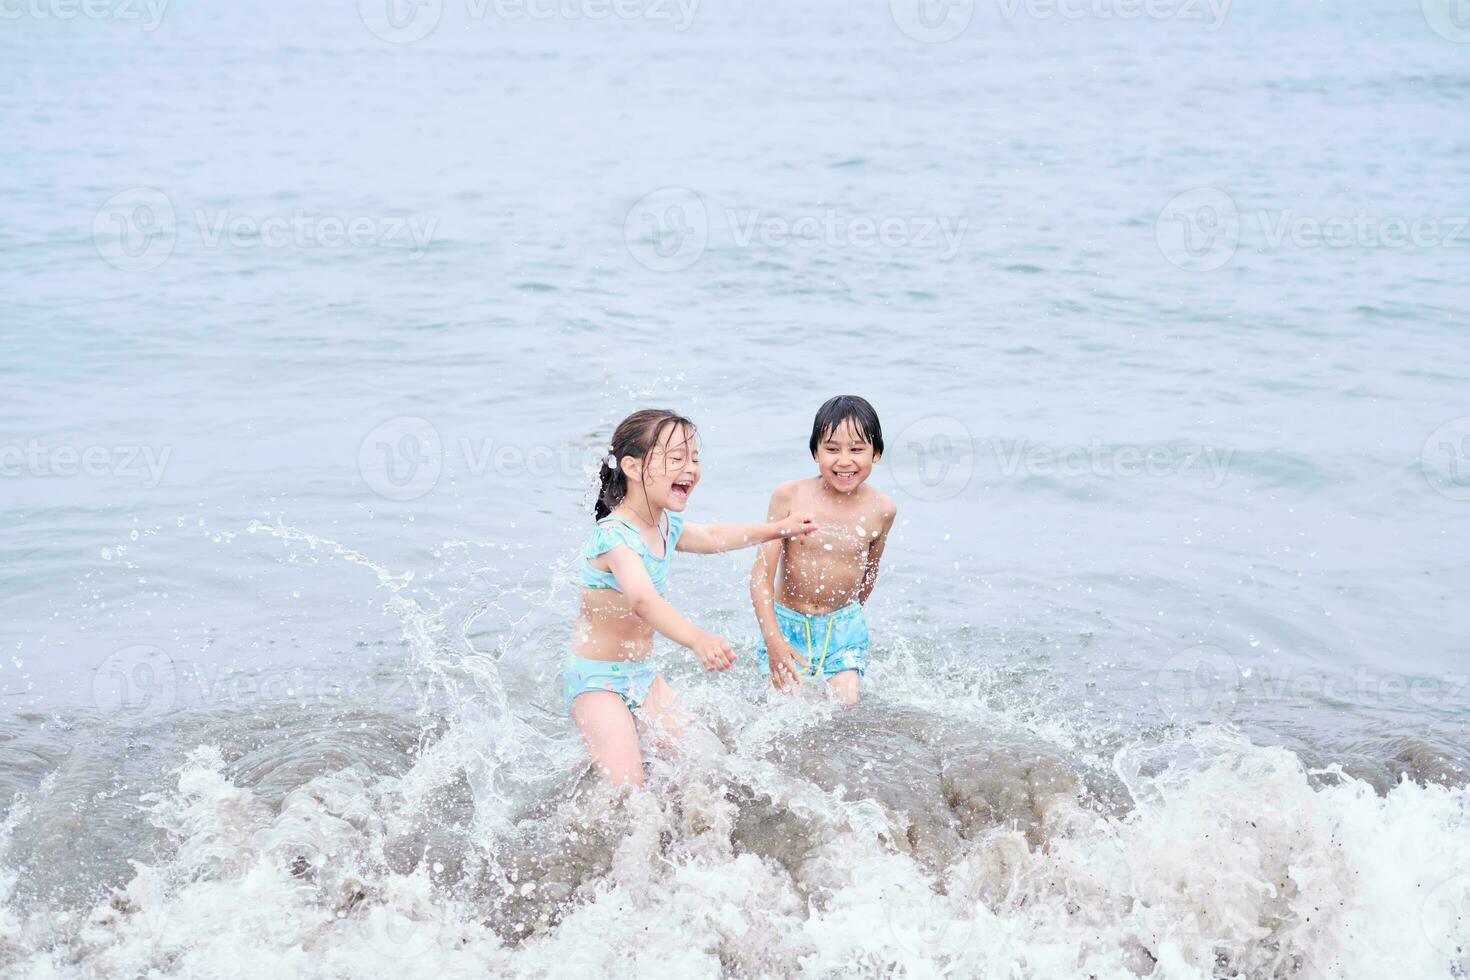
809, 395, 884, 457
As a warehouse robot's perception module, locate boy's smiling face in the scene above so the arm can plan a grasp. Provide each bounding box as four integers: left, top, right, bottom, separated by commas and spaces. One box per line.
814, 418, 878, 494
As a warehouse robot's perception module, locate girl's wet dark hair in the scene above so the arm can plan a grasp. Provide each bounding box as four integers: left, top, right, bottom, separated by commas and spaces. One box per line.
809, 395, 884, 457
594, 409, 697, 520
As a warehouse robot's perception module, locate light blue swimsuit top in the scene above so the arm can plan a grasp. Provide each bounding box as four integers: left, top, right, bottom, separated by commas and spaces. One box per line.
581, 512, 685, 595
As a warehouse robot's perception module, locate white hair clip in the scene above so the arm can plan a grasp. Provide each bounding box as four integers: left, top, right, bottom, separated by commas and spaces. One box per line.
603, 453, 617, 468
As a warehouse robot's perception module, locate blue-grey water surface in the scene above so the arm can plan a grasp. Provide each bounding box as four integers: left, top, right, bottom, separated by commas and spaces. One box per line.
2, 1, 1469, 976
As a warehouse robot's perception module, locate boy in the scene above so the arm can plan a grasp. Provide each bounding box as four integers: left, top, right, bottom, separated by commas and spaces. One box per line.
750, 395, 897, 703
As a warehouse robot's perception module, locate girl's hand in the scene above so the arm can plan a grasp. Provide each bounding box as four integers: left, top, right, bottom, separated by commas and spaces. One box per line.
689, 631, 736, 672
776, 511, 819, 538
766, 637, 809, 692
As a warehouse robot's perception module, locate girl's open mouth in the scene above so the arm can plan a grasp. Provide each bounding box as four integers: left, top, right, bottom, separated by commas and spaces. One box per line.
670, 481, 693, 501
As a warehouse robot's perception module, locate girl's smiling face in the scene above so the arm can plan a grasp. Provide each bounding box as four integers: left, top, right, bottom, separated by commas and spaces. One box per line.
814, 418, 878, 494
630, 422, 700, 512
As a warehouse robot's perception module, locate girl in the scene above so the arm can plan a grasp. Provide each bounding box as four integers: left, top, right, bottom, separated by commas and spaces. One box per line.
566, 408, 817, 786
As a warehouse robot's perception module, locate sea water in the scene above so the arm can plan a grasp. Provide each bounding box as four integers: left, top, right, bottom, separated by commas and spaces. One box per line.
2, 0, 1468, 975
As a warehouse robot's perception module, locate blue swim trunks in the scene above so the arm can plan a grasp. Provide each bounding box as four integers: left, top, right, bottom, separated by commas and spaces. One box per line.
756, 602, 869, 680
562, 653, 657, 713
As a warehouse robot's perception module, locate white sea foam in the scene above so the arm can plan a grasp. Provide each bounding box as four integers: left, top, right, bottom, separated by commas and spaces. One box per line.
4, 709, 1465, 979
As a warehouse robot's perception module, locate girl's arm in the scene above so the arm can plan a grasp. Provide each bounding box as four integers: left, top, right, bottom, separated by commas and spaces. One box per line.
676, 511, 818, 555
856, 501, 898, 605
604, 545, 734, 671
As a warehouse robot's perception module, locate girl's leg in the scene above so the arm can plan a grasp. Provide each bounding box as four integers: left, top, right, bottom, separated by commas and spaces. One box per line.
826, 670, 860, 704
571, 691, 644, 786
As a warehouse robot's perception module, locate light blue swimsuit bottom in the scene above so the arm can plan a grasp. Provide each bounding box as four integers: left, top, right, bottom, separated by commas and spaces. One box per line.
756, 601, 869, 679
563, 653, 658, 713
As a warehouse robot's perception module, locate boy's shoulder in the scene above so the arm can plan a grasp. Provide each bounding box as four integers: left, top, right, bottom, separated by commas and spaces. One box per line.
863, 485, 898, 523
763, 477, 808, 517
767, 477, 809, 502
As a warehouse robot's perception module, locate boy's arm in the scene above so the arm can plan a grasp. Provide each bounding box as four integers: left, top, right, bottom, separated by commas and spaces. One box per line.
676, 512, 818, 555
750, 485, 809, 687
857, 500, 898, 606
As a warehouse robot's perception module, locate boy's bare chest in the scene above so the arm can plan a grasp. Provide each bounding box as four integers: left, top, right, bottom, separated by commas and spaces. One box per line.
786, 500, 879, 561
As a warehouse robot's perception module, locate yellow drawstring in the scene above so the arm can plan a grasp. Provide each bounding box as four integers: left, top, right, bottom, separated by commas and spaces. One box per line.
802, 615, 836, 679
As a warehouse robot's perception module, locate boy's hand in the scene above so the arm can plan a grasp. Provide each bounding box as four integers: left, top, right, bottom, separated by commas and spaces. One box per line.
776, 511, 819, 538
766, 637, 810, 692
690, 631, 736, 672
